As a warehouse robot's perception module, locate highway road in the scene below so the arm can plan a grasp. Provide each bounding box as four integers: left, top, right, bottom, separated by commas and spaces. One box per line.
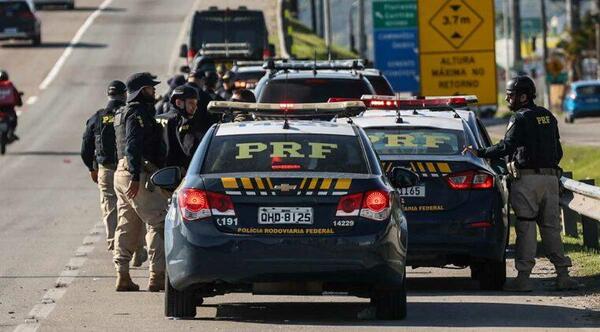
0, 1, 598, 331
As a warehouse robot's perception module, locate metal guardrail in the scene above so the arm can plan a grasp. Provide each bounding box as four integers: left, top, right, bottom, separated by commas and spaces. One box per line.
560, 174, 600, 249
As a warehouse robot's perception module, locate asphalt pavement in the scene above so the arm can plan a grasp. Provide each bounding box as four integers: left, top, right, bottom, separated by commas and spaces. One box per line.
0, 0, 598, 331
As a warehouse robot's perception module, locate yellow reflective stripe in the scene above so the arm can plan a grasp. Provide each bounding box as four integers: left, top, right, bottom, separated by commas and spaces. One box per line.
308, 178, 318, 190
266, 178, 274, 189
254, 177, 265, 190
426, 162, 437, 173
335, 178, 352, 190
222, 177, 238, 189
241, 177, 253, 190
417, 162, 426, 172
320, 178, 332, 190
409, 162, 417, 172
437, 162, 451, 173
387, 163, 393, 172
299, 178, 307, 189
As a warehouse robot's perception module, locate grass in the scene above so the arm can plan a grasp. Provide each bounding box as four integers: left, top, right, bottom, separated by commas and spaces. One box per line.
559, 145, 600, 184
284, 13, 359, 60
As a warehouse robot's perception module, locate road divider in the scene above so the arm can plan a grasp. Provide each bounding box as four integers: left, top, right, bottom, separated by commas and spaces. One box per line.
560, 174, 600, 249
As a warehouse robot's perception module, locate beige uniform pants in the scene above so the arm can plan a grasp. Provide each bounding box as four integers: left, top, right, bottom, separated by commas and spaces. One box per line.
510, 174, 572, 273
98, 165, 118, 251
113, 159, 167, 273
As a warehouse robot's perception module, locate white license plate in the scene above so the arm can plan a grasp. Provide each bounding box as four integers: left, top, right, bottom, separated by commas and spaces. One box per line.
4, 28, 18, 34
258, 207, 313, 225
398, 186, 426, 197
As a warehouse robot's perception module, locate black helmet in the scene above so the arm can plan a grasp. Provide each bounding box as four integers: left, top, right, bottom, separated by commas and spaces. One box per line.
231, 89, 256, 103
169, 84, 198, 104
506, 75, 536, 99
107, 80, 126, 96
0, 70, 8, 81
204, 71, 218, 88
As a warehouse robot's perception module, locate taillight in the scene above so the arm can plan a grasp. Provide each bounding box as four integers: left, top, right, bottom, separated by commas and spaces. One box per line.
187, 48, 196, 62
336, 192, 363, 216
445, 170, 494, 190
178, 189, 235, 221
360, 190, 391, 221
468, 221, 492, 229
263, 48, 273, 59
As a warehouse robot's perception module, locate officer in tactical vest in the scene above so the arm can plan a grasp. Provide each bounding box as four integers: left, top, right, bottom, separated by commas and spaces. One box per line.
464, 76, 578, 292
156, 85, 201, 169
81, 81, 147, 266
113, 73, 167, 292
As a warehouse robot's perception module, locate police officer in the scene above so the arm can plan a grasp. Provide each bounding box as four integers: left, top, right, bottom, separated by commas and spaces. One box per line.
156, 85, 201, 169
80, 81, 147, 266
216, 71, 234, 100
203, 71, 224, 101
155, 74, 186, 116
113, 72, 167, 292
222, 89, 256, 123
464, 76, 578, 292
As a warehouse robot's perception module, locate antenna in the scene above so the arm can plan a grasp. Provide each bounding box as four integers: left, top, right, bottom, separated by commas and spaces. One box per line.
283, 72, 290, 129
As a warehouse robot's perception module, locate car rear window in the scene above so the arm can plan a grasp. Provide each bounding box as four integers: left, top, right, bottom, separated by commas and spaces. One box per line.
192, 13, 266, 49
0, 2, 30, 16
365, 76, 394, 95
201, 134, 368, 174
365, 128, 464, 155
576, 85, 600, 96
258, 78, 373, 103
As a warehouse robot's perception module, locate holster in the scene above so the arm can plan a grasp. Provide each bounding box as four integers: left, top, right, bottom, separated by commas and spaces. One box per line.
507, 161, 520, 180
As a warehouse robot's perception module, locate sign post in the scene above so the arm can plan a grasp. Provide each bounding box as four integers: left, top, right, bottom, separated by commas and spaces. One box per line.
372, 0, 420, 94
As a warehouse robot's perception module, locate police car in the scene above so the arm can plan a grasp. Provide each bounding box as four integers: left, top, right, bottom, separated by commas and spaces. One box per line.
151, 101, 416, 320
337, 95, 509, 290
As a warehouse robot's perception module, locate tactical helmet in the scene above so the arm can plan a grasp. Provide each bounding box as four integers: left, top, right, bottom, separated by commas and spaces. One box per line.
232, 89, 256, 103
0, 70, 9, 81
204, 71, 219, 88
169, 84, 199, 104
506, 75, 536, 99
107, 80, 127, 96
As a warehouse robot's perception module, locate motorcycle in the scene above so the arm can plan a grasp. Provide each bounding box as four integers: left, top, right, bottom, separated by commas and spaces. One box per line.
0, 112, 11, 155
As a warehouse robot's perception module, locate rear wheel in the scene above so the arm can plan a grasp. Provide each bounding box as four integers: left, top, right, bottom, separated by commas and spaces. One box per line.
32, 33, 41, 46
372, 276, 407, 320
165, 273, 197, 318
478, 258, 506, 290
0, 131, 7, 155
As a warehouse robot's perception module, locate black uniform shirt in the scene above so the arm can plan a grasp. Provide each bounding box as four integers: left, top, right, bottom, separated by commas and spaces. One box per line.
81, 99, 125, 171
156, 105, 202, 169
477, 104, 563, 169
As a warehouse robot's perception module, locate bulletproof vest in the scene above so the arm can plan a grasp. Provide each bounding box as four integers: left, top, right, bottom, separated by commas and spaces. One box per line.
94, 102, 123, 165
513, 106, 561, 169
113, 105, 129, 161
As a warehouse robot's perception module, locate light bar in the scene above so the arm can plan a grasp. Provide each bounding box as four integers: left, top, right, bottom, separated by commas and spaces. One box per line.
360, 95, 479, 110
199, 43, 252, 58
207, 100, 366, 119
263, 59, 365, 71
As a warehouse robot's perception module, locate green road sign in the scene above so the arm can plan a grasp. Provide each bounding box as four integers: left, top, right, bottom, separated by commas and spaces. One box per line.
373, 0, 418, 29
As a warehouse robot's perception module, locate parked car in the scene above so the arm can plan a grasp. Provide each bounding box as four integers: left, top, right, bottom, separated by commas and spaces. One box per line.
563, 80, 600, 123
32, 0, 73, 9
0, 0, 41, 46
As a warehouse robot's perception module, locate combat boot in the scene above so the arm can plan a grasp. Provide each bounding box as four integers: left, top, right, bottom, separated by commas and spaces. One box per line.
115, 272, 139, 292
503, 272, 533, 292
148, 271, 165, 292
131, 247, 148, 267
556, 267, 580, 291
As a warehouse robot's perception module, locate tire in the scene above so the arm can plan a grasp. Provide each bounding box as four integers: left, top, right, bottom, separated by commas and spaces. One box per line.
164, 273, 197, 318
32, 33, 41, 46
372, 275, 407, 320
478, 259, 506, 290
0, 132, 6, 155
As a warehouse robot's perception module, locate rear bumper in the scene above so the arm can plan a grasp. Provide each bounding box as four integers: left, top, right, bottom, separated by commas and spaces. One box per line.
166, 221, 407, 291
0, 31, 34, 40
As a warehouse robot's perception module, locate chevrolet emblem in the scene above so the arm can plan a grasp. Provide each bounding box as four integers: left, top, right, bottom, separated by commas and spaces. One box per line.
273, 184, 297, 192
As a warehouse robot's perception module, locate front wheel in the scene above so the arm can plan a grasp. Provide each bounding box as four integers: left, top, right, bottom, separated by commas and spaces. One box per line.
164, 273, 197, 319
32, 33, 41, 46
478, 258, 506, 290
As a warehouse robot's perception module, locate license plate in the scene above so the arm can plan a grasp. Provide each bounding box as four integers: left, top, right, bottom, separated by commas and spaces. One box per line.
4, 28, 18, 34
258, 207, 313, 225
398, 186, 426, 197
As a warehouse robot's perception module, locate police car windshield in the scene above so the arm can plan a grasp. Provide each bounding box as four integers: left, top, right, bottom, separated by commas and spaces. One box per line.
365, 128, 464, 155
201, 134, 368, 174
258, 78, 372, 103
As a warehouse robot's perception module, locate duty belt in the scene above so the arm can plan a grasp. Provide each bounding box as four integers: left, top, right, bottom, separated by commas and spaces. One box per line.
519, 168, 560, 176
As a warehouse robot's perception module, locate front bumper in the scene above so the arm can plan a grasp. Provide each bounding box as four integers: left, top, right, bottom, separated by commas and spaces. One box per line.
166, 221, 406, 291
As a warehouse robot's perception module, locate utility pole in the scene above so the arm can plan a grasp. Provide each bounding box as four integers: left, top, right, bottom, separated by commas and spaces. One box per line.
349, 2, 357, 53
310, 0, 317, 33
323, 0, 332, 56
503, 0, 511, 83
567, 0, 581, 80
357, 0, 366, 59
511, 0, 522, 71
316, 0, 324, 37
541, 0, 551, 109
596, 0, 600, 79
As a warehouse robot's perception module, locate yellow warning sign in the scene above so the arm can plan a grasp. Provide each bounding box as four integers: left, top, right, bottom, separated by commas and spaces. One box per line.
418, 0, 497, 105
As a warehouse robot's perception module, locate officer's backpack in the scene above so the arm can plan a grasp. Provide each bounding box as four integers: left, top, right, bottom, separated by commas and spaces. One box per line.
0, 81, 17, 108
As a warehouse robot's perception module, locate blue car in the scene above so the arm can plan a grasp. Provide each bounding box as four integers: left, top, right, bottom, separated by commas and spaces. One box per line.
151, 102, 415, 320
563, 80, 600, 123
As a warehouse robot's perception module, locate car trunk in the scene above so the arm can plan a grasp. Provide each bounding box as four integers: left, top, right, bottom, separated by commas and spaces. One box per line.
0, 2, 34, 32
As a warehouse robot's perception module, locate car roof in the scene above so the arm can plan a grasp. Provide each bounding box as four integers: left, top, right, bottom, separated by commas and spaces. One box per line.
215, 120, 357, 136
267, 70, 365, 81
348, 110, 465, 131
571, 80, 600, 88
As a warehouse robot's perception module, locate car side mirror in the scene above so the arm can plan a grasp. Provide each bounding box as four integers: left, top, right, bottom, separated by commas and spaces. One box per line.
179, 65, 190, 74
179, 44, 188, 58
390, 167, 420, 188
151, 167, 184, 191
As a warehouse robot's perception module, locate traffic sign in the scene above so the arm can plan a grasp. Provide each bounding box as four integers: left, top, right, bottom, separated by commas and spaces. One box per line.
373, 0, 418, 29
418, 0, 497, 105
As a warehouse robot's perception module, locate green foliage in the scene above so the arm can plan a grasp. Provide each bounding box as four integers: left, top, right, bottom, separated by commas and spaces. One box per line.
559, 145, 600, 184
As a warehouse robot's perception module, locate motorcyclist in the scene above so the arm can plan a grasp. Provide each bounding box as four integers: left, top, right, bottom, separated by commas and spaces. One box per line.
0, 70, 23, 141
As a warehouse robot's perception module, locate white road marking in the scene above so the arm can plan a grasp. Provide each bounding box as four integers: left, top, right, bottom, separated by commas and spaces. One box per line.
167, 0, 201, 75
26, 96, 38, 105
38, 0, 114, 90
13, 222, 104, 332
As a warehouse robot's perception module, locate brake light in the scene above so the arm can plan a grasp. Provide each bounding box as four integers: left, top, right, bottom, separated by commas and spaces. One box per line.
279, 103, 295, 110
272, 164, 301, 170
336, 192, 363, 216
445, 170, 494, 190
468, 221, 492, 229
360, 95, 478, 109
178, 189, 235, 221
263, 48, 272, 59
360, 190, 391, 221
187, 48, 196, 61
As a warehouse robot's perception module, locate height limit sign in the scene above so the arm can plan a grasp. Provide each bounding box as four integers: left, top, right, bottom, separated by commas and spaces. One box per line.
418, 0, 497, 105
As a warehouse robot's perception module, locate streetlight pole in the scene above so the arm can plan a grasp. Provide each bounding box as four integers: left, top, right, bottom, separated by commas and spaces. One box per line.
541, 0, 551, 109
349, 2, 358, 53
358, 0, 366, 59
323, 0, 331, 57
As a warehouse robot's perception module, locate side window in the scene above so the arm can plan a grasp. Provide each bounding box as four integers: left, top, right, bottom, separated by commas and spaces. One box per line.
476, 118, 493, 147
